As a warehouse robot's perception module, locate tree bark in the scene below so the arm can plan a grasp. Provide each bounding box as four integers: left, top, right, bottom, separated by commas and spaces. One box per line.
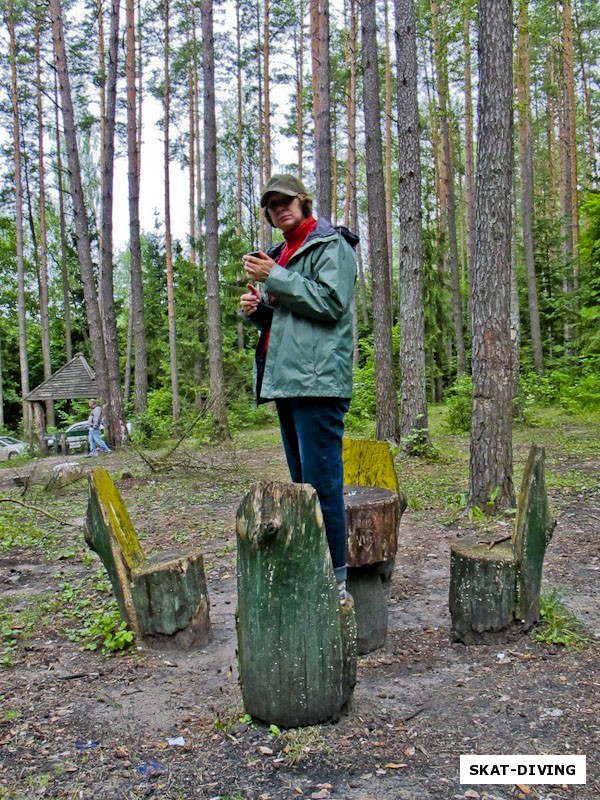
50, 0, 111, 416
516, 0, 543, 375
463, 2, 475, 328
395, 0, 429, 452
430, 0, 466, 373
344, 0, 368, 328
468, 0, 515, 512
53, 66, 72, 363
126, 0, 148, 413
100, 0, 127, 446
311, 0, 332, 219
201, 0, 230, 436
35, 22, 54, 427
295, 0, 305, 179
7, 13, 30, 429
361, 0, 399, 442
163, 0, 180, 419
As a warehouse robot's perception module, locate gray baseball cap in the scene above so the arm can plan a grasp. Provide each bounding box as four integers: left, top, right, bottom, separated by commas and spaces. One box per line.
260, 174, 308, 206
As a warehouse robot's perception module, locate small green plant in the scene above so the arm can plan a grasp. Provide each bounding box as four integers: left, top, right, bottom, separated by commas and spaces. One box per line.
281, 725, 324, 765
238, 712, 252, 725
269, 723, 280, 738
84, 609, 133, 653
1, 619, 17, 666
444, 374, 473, 433
535, 589, 591, 648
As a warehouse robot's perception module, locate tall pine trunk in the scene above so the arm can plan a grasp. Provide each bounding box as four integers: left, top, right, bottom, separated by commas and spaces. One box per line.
431, 0, 466, 373
463, 1, 475, 327
163, 0, 180, 419
395, 0, 429, 452
361, 0, 399, 443
126, 0, 147, 413
100, 0, 127, 446
7, 13, 30, 430
201, 0, 230, 437
49, 0, 110, 411
53, 67, 72, 363
35, 22, 54, 427
468, 0, 515, 512
516, 0, 543, 374
311, 0, 332, 219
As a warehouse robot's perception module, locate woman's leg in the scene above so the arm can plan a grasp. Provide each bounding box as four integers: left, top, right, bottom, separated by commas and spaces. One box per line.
279, 397, 349, 583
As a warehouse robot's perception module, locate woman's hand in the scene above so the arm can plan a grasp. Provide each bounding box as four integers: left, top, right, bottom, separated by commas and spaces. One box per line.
240, 283, 260, 315
243, 249, 276, 283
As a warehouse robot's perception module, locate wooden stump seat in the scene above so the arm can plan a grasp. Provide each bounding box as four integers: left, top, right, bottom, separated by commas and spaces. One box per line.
84, 467, 212, 650
342, 439, 407, 654
449, 444, 556, 644
236, 481, 356, 728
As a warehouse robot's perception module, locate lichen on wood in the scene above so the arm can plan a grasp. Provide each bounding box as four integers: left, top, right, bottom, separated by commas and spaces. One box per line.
236, 481, 356, 728
84, 467, 211, 649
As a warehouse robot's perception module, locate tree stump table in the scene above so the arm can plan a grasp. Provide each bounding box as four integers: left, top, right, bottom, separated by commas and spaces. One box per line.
236, 481, 357, 728
449, 444, 556, 644
344, 485, 405, 654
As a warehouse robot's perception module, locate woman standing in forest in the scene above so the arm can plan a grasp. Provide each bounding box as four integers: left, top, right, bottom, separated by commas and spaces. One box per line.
240, 174, 358, 604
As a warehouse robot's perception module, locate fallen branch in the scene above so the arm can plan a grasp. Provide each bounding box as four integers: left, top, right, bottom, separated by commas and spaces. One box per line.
0, 497, 71, 525
487, 534, 512, 550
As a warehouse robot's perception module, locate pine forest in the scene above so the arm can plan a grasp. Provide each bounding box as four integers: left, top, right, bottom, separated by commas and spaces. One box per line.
0, 0, 599, 508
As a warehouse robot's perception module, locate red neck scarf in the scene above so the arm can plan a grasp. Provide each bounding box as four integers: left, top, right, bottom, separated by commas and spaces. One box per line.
277, 216, 317, 266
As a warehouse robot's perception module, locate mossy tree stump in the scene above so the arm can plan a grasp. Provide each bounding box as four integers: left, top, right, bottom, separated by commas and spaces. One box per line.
342, 439, 407, 654
236, 481, 357, 728
85, 467, 212, 649
449, 444, 555, 644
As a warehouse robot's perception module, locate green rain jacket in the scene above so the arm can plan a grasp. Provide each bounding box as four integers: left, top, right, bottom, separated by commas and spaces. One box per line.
249, 218, 358, 402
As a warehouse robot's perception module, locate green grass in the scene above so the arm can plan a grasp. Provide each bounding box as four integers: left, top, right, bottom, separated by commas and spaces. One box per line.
535, 588, 591, 648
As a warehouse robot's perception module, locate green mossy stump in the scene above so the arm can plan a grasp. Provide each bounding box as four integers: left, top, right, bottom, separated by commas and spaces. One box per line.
85, 467, 212, 649
236, 481, 357, 728
342, 439, 407, 654
449, 444, 556, 644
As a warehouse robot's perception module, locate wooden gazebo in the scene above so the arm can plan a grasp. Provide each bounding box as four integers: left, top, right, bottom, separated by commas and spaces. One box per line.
24, 354, 97, 448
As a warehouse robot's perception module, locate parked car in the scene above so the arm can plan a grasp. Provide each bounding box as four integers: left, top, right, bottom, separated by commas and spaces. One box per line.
45, 420, 132, 453
0, 435, 29, 461
45, 421, 94, 453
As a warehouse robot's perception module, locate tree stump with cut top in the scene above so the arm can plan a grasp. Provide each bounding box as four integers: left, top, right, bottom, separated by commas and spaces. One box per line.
84, 467, 211, 649
236, 481, 357, 728
449, 444, 555, 644
344, 484, 405, 654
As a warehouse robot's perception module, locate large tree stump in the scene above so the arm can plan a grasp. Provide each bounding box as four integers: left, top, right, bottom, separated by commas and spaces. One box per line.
84, 467, 211, 649
344, 485, 404, 654
345, 485, 401, 567
342, 439, 408, 655
449, 444, 555, 644
236, 481, 357, 728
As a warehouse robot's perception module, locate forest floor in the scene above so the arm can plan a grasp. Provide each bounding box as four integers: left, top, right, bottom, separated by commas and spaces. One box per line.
0, 408, 599, 800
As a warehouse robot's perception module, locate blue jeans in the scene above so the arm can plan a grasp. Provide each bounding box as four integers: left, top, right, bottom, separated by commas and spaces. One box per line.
89, 427, 110, 453
275, 397, 350, 582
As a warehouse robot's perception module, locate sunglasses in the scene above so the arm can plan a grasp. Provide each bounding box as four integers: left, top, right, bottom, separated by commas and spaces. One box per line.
266, 195, 296, 212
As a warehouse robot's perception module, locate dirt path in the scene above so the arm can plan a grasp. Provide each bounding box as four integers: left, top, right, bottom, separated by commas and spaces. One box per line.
0, 442, 598, 800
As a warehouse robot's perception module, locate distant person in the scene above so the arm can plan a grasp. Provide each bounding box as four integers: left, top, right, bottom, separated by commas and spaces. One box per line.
239, 174, 358, 604
87, 399, 111, 456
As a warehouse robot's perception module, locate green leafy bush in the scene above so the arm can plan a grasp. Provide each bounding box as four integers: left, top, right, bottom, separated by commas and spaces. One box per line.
444, 374, 472, 433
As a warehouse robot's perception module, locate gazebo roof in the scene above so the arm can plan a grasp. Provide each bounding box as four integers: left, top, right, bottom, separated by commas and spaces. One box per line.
24, 354, 97, 402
